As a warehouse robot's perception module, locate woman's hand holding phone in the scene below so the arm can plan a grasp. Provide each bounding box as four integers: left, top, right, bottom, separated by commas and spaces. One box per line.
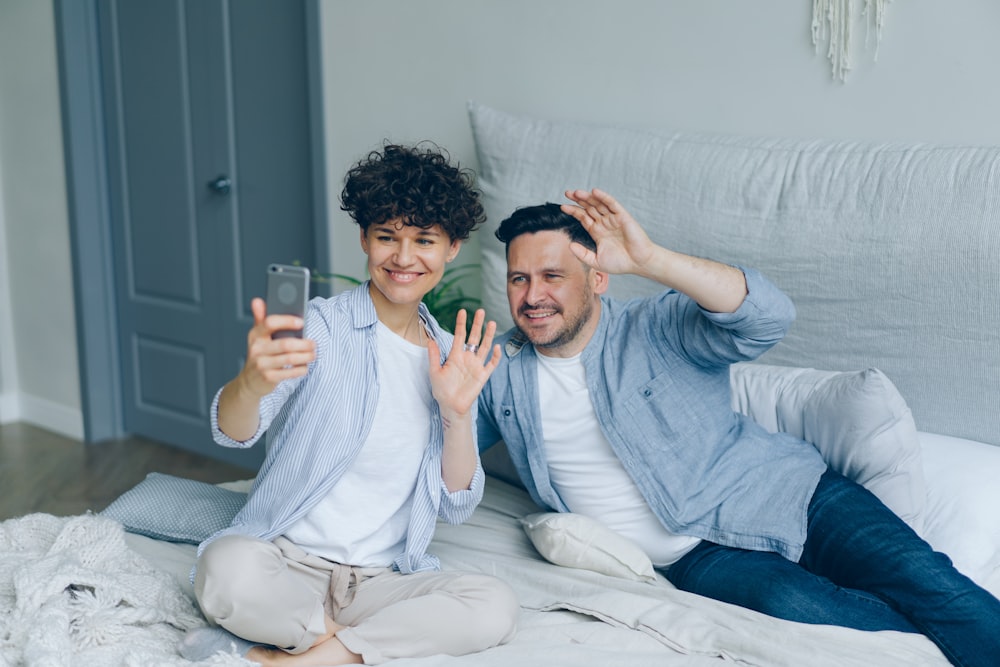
238, 297, 316, 398
231, 263, 316, 396
216, 295, 316, 442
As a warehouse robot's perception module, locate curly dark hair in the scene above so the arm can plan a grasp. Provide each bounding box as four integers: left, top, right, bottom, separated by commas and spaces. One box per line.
340, 142, 485, 241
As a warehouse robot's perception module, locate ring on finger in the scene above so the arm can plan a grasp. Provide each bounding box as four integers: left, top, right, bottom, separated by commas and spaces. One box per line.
463, 343, 479, 353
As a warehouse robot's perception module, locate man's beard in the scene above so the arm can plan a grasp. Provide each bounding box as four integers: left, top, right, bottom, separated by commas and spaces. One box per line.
517, 298, 594, 351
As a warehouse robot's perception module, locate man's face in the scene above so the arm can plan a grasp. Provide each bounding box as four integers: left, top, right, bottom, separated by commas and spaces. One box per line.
505, 230, 606, 358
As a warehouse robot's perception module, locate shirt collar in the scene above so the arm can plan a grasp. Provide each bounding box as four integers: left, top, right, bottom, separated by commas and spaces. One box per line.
348, 280, 448, 363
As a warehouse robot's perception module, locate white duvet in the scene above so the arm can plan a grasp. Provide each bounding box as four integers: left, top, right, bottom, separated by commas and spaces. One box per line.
0, 513, 241, 667
1, 478, 949, 666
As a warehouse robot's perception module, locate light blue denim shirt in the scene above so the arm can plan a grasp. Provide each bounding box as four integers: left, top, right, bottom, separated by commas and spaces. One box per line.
200, 282, 485, 574
477, 267, 827, 562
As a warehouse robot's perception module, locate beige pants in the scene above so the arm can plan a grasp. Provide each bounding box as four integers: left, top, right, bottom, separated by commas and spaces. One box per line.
194, 535, 518, 664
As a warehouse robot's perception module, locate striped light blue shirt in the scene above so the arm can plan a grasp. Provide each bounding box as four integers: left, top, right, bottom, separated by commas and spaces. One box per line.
199, 282, 485, 574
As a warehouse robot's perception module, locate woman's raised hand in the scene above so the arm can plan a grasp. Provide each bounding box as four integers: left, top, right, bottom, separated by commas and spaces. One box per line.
427, 308, 500, 418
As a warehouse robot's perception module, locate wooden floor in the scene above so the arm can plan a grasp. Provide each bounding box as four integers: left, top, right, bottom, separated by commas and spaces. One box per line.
0, 422, 255, 520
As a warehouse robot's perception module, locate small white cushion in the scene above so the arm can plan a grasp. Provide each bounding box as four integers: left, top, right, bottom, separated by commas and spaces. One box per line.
521, 512, 657, 583
919, 432, 1000, 598
731, 363, 925, 532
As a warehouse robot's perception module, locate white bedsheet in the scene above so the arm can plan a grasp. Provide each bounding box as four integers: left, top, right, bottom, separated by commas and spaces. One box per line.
424, 479, 948, 667
4, 477, 949, 666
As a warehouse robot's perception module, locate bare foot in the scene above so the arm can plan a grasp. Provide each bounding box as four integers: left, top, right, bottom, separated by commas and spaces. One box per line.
246, 636, 362, 666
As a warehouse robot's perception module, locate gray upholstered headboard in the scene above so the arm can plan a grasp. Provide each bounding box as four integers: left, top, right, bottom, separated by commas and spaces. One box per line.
469, 102, 1000, 447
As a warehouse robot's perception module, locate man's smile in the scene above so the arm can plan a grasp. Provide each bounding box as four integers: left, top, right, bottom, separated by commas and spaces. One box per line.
521, 308, 559, 320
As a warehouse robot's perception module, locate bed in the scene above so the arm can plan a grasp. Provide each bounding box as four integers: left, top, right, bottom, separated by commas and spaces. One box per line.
3, 103, 999, 666
0, 472, 964, 667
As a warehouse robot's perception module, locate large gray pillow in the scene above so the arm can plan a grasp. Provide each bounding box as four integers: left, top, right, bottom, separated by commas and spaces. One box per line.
468, 101, 1000, 448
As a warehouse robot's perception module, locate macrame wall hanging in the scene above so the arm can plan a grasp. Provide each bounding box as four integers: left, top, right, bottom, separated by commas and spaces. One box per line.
812, 0, 892, 81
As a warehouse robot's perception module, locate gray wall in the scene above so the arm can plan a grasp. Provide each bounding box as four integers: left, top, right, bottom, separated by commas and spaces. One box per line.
319, 0, 1000, 285
0, 0, 80, 437
2, 0, 999, 438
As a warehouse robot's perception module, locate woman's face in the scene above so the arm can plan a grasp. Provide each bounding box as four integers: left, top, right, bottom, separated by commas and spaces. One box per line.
360, 218, 461, 309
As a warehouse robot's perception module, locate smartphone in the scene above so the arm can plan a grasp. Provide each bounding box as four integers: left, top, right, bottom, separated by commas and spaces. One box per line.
266, 263, 310, 339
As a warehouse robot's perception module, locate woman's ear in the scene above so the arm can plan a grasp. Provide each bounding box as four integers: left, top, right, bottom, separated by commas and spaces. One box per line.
359, 227, 369, 254
446, 239, 462, 263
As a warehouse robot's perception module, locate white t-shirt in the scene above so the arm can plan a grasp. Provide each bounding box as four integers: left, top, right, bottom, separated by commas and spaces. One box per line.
536, 352, 700, 568
284, 321, 432, 566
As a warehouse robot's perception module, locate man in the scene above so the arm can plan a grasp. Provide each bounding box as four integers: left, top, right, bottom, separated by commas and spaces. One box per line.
476, 188, 1000, 667
180, 144, 518, 666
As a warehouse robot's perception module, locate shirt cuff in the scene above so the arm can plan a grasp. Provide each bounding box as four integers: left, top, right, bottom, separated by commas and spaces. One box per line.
210, 387, 266, 448
439, 464, 486, 521
701, 266, 794, 329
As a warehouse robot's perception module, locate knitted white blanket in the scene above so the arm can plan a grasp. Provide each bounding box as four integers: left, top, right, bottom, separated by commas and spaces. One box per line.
0, 512, 246, 667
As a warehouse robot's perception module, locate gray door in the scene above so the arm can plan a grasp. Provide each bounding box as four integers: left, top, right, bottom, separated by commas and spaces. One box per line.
97, 0, 318, 468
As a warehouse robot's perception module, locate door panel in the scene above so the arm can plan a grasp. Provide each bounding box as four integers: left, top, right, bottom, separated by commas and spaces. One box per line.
98, 0, 316, 469
114, 1, 201, 304
227, 0, 315, 378
132, 336, 208, 421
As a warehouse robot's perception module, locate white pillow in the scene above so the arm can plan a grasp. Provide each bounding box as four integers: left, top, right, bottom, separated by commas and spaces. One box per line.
918, 432, 1000, 599
520, 512, 657, 583
730, 363, 925, 532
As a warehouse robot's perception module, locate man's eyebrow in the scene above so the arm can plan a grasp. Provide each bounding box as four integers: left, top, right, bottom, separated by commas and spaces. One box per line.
507, 266, 562, 277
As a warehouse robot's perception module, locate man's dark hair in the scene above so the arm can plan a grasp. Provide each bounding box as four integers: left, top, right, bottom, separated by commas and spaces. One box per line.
340, 142, 485, 241
494, 202, 597, 255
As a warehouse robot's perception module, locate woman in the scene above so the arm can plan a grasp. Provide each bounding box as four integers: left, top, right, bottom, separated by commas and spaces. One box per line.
180, 144, 518, 666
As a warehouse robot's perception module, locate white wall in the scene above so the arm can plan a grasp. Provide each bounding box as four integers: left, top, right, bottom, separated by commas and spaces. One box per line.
319, 0, 1000, 283
2, 0, 999, 439
0, 123, 16, 423
0, 0, 82, 438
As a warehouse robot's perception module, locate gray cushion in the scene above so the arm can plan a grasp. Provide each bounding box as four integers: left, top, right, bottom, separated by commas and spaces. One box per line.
469, 101, 1000, 447
101, 472, 246, 544
730, 363, 925, 531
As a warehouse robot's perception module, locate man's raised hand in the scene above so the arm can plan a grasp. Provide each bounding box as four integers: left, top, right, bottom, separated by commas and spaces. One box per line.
561, 188, 656, 276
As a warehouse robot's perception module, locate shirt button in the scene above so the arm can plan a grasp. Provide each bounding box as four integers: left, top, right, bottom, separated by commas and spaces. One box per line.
643, 389, 652, 397
504, 409, 512, 416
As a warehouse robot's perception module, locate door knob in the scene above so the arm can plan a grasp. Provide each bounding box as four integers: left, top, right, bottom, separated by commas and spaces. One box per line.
207, 175, 232, 195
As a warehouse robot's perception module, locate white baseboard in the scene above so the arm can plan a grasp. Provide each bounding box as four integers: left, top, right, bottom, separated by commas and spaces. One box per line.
0, 391, 19, 424
1, 392, 85, 441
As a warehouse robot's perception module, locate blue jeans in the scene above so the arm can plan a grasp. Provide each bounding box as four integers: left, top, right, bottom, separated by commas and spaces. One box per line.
665, 469, 1000, 667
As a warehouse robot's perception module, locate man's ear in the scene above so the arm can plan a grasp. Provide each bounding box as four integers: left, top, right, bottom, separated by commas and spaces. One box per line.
446, 239, 462, 263
591, 268, 610, 295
